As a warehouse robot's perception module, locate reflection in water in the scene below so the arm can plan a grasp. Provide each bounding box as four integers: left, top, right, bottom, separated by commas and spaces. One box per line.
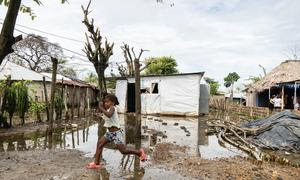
71, 128, 75, 148
77, 127, 79, 146
0, 111, 256, 178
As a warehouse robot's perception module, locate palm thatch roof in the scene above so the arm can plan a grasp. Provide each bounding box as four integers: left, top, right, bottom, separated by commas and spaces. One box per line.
247, 60, 300, 92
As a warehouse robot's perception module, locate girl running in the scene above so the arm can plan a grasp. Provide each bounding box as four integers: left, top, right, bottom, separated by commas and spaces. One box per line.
87, 94, 147, 169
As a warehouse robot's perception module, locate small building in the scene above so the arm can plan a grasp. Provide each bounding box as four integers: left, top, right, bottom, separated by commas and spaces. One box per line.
0, 61, 98, 106
41, 73, 98, 106
245, 60, 300, 109
114, 72, 210, 116
0, 60, 52, 101
225, 92, 246, 105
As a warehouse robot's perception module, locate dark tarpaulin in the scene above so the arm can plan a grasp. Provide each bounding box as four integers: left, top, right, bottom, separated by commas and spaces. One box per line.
243, 111, 300, 152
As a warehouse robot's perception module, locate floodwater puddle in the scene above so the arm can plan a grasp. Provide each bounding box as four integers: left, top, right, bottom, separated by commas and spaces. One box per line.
0, 111, 249, 179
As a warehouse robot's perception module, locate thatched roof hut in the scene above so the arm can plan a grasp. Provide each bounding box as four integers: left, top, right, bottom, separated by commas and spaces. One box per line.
247, 60, 300, 92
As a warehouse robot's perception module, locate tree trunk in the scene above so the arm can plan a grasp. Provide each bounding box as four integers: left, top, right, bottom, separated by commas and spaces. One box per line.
0, 0, 22, 64
21, 116, 25, 125
49, 58, 58, 135
230, 83, 234, 101
83, 87, 87, 117
97, 70, 107, 99
77, 87, 80, 118
71, 85, 75, 120
134, 59, 141, 139
43, 77, 50, 122
9, 115, 12, 128
60, 78, 64, 120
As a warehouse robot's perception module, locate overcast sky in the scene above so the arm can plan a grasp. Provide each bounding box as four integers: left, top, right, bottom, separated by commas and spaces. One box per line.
1, 0, 299, 90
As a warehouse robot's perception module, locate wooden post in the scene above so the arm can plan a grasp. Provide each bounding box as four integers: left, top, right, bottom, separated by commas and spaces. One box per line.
87, 88, 90, 112
43, 77, 50, 122
60, 78, 64, 120
294, 82, 297, 109
63, 85, 68, 121
134, 58, 141, 139
71, 85, 75, 120
83, 87, 87, 116
35, 96, 42, 122
49, 57, 58, 135
77, 87, 80, 118
281, 86, 284, 111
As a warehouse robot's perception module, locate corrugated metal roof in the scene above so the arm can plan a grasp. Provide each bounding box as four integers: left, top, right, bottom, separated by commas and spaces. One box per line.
41, 72, 72, 81
107, 72, 205, 81
0, 60, 51, 81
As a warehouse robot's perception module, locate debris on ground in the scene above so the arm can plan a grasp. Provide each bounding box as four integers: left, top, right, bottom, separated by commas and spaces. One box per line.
243, 111, 300, 152
153, 143, 300, 180
207, 111, 300, 166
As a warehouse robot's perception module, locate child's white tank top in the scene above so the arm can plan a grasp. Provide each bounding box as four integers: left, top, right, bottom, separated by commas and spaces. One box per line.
103, 106, 120, 128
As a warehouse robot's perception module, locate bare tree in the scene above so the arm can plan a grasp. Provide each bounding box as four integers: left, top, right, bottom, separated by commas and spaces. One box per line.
118, 43, 151, 77
59, 67, 77, 79
10, 34, 63, 72
82, 0, 114, 98
258, 64, 267, 77
284, 44, 300, 60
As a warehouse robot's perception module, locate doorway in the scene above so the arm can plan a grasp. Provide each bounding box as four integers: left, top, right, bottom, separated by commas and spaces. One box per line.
127, 83, 136, 112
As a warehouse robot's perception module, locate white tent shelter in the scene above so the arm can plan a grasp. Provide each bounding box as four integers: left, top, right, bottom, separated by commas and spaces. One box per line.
115, 72, 209, 116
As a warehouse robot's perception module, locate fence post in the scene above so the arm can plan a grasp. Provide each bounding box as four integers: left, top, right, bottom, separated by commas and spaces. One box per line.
250, 107, 253, 117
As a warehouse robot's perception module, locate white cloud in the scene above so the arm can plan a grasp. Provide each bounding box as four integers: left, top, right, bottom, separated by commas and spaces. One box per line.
1, 0, 300, 89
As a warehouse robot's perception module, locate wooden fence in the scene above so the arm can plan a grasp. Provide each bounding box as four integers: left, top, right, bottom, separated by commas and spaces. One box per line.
210, 98, 270, 118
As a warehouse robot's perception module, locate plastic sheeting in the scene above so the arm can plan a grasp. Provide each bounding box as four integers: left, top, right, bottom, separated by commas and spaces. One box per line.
115, 74, 206, 116
243, 111, 300, 151
160, 75, 200, 116
141, 94, 160, 114
115, 80, 128, 113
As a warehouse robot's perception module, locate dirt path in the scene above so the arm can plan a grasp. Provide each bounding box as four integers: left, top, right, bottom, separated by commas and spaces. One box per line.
153, 143, 300, 180
0, 149, 105, 180
1, 143, 299, 180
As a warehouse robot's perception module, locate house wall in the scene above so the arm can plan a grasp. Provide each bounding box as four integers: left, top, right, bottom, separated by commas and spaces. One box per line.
27, 81, 51, 102
26, 81, 98, 107
246, 92, 257, 107
159, 75, 200, 116
116, 80, 128, 113
116, 74, 202, 116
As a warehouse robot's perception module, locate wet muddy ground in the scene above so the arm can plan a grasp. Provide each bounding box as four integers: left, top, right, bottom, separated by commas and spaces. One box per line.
0, 111, 299, 179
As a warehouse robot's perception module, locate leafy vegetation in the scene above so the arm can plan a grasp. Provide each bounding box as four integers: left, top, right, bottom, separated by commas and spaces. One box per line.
144, 56, 179, 75
3, 85, 17, 127
224, 72, 240, 100
204, 77, 220, 95
29, 99, 45, 122
0, 0, 68, 20
54, 93, 64, 120
15, 81, 29, 125
84, 73, 98, 85
224, 72, 240, 88
247, 76, 261, 84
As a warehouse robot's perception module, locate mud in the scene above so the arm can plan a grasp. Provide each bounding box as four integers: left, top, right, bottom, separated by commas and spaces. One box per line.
0, 111, 299, 179
153, 143, 300, 180
0, 149, 95, 180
